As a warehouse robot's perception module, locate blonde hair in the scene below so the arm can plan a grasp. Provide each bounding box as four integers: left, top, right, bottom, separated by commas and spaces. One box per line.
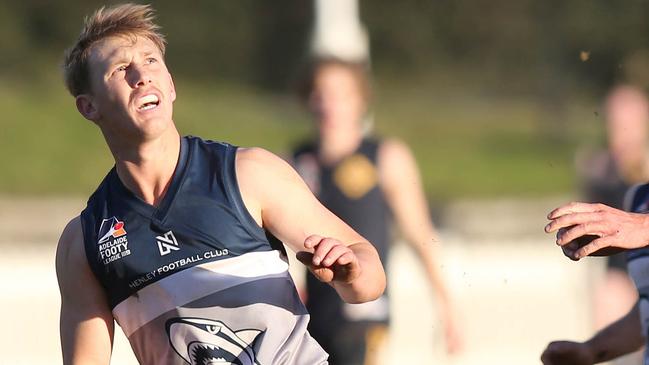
62, 3, 166, 96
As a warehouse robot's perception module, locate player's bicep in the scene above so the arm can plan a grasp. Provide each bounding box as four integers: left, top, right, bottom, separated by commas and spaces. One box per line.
56, 217, 114, 365
265, 185, 365, 253
236, 148, 365, 253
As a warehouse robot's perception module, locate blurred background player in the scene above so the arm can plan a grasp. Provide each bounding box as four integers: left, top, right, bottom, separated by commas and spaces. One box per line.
577, 86, 647, 320
290, 6, 462, 364
576, 81, 649, 365
291, 56, 463, 365
544, 52, 649, 365
540, 182, 649, 365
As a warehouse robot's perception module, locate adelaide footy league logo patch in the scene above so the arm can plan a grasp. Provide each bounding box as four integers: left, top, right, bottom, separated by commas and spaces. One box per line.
97, 217, 131, 265
98, 217, 127, 243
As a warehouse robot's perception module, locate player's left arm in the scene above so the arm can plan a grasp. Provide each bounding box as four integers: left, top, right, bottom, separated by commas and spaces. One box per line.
235, 147, 386, 304
378, 138, 463, 353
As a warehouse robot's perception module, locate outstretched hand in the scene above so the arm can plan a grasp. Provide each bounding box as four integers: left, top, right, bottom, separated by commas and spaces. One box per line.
296, 234, 362, 284
545, 202, 649, 260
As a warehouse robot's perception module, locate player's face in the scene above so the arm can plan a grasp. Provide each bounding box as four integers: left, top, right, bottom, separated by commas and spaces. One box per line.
78, 35, 176, 141
308, 65, 366, 133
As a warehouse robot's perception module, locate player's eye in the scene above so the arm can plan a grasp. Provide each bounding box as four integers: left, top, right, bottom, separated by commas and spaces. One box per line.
112, 65, 127, 75
206, 325, 220, 335
146, 57, 157, 64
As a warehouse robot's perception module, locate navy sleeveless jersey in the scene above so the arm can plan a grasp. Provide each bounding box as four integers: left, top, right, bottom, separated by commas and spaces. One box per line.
292, 138, 390, 337
81, 136, 327, 365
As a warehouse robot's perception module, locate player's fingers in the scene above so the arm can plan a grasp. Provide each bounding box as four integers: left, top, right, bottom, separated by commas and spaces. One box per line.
296, 251, 336, 282
319, 244, 351, 267
334, 251, 356, 266
311, 238, 339, 266
545, 212, 603, 234
561, 242, 581, 261
547, 202, 605, 220
310, 266, 335, 283
332, 252, 361, 283
575, 237, 608, 259
556, 222, 605, 246
303, 234, 324, 249
545, 215, 580, 233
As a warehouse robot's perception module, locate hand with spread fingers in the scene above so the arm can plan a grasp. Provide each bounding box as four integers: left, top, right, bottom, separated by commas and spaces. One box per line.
297, 234, 362, 284
545, 202, 649, 260
540, 341, 595, 365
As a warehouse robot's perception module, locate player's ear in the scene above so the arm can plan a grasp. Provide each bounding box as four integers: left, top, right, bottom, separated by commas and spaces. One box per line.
75, 94, 100, 122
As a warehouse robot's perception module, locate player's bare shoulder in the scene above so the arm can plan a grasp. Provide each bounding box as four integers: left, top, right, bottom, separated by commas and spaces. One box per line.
55, 217, 87, 287
377, 138, 418, 187
56, 217, 83, 264
235, 146, 304, 188
236, 147, 292, 170
378, 138, 414, 166
235, 147, 304, 226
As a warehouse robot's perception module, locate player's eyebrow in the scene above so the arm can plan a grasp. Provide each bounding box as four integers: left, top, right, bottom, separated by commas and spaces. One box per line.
101, 47, 161, 73
100, 47, 130, 68
142, 50, 158, 57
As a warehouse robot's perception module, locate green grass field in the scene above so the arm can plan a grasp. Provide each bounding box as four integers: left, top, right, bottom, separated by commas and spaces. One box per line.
0, 76, 603, 200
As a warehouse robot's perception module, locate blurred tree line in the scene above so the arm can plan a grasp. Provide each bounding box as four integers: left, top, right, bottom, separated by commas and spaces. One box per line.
2, 0, 649, 98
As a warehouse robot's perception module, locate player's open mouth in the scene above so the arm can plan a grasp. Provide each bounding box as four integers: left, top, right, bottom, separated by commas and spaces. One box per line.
137, 94, 160, 111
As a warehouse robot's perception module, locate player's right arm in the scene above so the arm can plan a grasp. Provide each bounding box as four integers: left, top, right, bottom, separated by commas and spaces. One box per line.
540, 302, 644, 364
56, 216, 115, 365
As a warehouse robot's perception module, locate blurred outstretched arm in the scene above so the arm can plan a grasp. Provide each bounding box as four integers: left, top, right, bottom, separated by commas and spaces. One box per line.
378, 138, 463, 354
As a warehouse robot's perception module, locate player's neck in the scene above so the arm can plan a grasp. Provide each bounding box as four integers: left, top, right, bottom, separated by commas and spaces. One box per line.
318, 124, 363, 165
111, 128, 182, 206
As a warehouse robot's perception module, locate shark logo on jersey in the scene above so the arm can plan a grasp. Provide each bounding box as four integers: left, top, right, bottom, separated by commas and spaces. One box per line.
98, 217, 127, 244
166, 317, 263, 365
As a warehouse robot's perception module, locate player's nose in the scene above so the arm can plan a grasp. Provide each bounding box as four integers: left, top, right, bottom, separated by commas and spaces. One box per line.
128, 64, 152, 88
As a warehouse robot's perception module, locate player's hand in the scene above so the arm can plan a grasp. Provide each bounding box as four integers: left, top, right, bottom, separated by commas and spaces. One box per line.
296, 235, 362, 284
545, 202, 649, 260
540, 341, 595, 365
555, 227, 623, 261
442, 310, 464, 355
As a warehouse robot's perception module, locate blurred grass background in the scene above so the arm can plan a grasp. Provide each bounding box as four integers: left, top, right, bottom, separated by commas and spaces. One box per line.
0, 73, 601, 200
1, 0, 642, 202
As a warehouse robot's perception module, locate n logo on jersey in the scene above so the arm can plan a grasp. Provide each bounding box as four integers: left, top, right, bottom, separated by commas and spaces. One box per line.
98, 217, 127, 244
156, 231, 180, 256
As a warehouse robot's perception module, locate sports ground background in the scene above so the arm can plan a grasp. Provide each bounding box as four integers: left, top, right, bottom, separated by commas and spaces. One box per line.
3, 1, 649, 364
